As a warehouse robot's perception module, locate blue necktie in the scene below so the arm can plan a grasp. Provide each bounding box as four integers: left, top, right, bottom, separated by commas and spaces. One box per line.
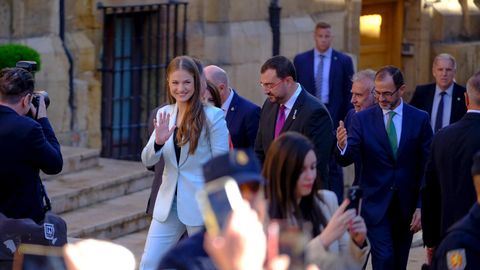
315, 54, 325, 99
434, 92, 446, 133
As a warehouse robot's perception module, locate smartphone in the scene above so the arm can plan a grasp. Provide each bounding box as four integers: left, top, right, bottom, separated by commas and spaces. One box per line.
346, 185, 363, 215
196, 176, 243, 236
13, 244, 67, 270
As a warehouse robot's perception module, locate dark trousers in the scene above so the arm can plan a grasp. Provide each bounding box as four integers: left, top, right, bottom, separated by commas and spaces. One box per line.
367, 194, 413, 270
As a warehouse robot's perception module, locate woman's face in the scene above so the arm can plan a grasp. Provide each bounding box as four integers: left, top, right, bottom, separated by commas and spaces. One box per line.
295, 150, 317, 200
168, 69, 195, 104
202, 89, 215, 106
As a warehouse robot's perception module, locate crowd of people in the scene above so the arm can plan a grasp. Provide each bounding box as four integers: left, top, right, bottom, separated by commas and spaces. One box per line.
1, 20, 480, 270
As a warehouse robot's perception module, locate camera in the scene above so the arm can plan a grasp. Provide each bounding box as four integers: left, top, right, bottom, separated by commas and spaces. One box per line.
16, 61, 50, 112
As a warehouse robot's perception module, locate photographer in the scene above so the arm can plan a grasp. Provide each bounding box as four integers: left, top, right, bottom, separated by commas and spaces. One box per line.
0, 67, 63, 224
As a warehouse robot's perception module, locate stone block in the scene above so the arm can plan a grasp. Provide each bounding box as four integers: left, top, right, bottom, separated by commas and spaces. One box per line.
22, 36, 71, 135
312, 11, 347, 52
67, 32, 96, 74
202, 0, 269, 22
230, 62, 266, 107
432, 1, 480, 42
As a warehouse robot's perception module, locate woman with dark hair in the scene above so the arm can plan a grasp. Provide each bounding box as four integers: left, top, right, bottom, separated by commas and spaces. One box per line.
203, 80, 222, 108
140, 55, 229, 270
263, 131, 369, 268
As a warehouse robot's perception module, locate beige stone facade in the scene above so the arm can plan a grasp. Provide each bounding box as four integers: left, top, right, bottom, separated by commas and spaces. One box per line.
0, 0, 479, 153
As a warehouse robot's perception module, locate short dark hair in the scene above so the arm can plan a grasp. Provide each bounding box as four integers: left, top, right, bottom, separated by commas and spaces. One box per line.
315, 22, 331, 31
0, 68, 35, 104
375, 65, 405, 90
260, 55, 297, 81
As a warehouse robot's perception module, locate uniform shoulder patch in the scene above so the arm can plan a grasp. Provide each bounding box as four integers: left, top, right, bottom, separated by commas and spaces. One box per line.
446, 249, 467, 270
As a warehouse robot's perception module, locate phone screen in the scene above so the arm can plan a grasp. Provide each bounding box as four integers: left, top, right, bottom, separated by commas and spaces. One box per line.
13, 244, 67, 270
197, 177, 243, 235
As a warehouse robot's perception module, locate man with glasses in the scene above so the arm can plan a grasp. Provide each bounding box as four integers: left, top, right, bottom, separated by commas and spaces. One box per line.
336, 66, 433, 270
255, 55, 334, 191
0, 67, 63, 224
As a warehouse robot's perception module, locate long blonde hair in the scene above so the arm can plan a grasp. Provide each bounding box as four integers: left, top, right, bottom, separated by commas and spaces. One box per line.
166, 56, 206, 154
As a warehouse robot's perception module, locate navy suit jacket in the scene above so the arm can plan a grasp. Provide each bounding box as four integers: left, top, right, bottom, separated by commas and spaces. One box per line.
225, 90, 260, 149
0, 105, 63, 223
410, 82, 466, 125
337, 103, 432, 225
422, 112, 480, 247
294, 49, 354, 127
255, 88, 334, 189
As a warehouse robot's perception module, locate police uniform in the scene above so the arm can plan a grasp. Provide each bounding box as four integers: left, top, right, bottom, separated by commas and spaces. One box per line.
431, 152, 480, 270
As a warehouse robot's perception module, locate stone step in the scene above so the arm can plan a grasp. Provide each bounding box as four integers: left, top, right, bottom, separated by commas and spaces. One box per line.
61, 189, 151, 239
112, 229, 148, 269
45, 158, 153, 214
41, 146, 100, 180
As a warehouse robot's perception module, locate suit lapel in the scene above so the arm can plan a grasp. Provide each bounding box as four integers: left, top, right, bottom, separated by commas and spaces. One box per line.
307, 50, 315, 89
282, 90, 305, 132
266, 102, 280, 141
163, 104, 179, 168
396, 105, 409, 159
426, 85, 435, 115
225, 91, 238, 128
451, 83, 466, 122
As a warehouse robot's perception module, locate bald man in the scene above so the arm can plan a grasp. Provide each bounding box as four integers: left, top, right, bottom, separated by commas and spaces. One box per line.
204, 65, 260, 148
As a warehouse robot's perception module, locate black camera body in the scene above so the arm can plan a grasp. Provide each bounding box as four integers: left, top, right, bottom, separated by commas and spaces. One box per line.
15, 61, 50, 110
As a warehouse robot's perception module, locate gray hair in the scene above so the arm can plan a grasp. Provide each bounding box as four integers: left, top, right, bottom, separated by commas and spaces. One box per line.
433, 53, 457, 70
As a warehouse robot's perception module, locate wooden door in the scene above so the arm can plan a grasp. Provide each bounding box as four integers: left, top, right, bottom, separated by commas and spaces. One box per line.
359, 0, 403, 71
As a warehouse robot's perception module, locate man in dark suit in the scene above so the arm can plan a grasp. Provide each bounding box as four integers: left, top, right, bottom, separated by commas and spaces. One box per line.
336, 66, 433, 270
0, 67, 63, 224
410, 53, 466, 132
255, 55, 334, 190
422, 70, 480, 265
293, 21, 354, 200
339, 69, 376, 187
204, 65, 260, 149
431, 151, 480, 270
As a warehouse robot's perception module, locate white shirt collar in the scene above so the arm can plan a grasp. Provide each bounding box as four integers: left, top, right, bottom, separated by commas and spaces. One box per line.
435, 83, 454, 96
221, 88, 235, 113
314, 47, 332, 58
282, 84, 302, 111
382, 98, 404, 116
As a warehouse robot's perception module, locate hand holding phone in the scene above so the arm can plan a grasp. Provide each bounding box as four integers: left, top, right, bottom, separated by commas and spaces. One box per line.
196, 176, 243, 236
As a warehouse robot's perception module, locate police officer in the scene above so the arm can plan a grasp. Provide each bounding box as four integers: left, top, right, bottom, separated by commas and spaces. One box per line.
431, 151, 480, 270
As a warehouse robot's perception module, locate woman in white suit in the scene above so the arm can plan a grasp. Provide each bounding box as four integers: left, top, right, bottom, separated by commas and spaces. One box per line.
263, 132, 369, 269
139, 56, 229, 270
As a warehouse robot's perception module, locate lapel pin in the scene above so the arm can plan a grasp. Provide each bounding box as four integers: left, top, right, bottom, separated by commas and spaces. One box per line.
230, 107, 235, 111
292, 109, 297, 120
457, 97, 461, 101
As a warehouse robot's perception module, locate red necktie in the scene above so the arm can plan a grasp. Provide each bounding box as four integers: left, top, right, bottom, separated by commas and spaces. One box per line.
274, 105, 286, 138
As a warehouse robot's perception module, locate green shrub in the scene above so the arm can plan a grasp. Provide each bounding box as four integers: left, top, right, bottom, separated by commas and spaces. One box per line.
0, 44, 41, 71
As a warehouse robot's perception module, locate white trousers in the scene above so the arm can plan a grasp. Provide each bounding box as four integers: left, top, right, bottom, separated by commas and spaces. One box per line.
139, 198, 203, 270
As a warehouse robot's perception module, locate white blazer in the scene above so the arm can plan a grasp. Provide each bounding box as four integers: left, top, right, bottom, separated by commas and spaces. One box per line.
141, 104, 229, 226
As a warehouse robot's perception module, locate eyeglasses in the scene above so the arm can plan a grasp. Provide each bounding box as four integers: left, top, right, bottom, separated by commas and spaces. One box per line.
372, 87, 399, 98
260, 79, 284, 90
